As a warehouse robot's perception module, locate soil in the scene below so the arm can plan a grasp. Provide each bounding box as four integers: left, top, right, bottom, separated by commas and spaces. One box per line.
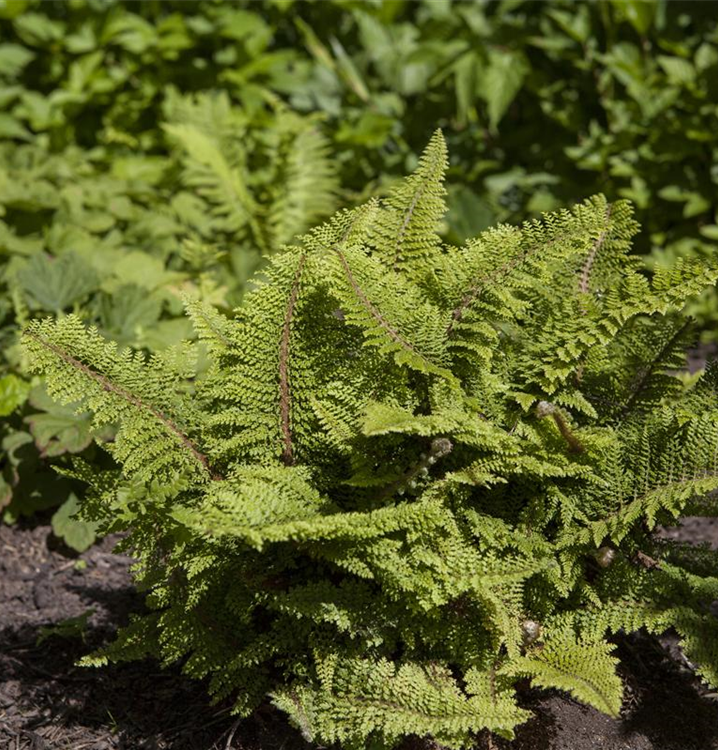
1, 518, 718, 750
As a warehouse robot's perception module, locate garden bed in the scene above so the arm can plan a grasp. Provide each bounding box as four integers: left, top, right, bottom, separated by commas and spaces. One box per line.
1, 519, 717, 750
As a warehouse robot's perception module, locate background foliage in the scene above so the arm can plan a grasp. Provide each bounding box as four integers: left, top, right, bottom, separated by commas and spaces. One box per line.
2, 0, 718, 546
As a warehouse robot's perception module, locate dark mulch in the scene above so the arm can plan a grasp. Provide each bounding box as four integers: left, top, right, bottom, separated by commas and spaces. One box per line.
0, 523, 310, 750
1, 518, 718, 750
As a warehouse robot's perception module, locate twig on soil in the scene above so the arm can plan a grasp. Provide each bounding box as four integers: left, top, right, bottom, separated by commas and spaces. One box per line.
224, 717, 242, 749
0, 653, 86, 683
51, 560, 78, 576
479, 729, 496, 750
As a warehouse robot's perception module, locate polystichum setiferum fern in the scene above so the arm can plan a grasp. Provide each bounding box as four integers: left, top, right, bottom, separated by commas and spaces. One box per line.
23, 132, 718, 749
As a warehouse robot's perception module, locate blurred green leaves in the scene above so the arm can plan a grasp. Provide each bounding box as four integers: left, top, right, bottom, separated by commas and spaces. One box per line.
18, 252, 99, 312
481, 49, 529, 131
0, 374, 29, 417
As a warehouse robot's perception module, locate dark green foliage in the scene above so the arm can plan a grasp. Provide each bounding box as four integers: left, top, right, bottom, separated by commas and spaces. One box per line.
23, 135, 718, 748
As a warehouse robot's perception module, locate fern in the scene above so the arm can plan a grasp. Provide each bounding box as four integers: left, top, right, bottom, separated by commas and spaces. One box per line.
369, 129, 448, 278
163, 89, 339, 255
23, 132, 718, 749
507, 626, 623, 716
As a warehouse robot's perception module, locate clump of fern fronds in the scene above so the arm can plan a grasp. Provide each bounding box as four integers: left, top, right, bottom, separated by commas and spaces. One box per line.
23, 131, 718, 749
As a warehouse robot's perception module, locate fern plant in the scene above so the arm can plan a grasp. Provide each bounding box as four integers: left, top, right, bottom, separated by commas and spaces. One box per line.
162, 88, 339, 264
23, 132, 718, 748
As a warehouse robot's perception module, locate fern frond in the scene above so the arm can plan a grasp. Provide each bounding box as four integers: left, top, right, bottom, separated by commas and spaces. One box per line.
506, 629, 623, 716
22, 316, 217, 483
324, 244, 454, 380
274, 655, 530, 749
205, 248, 313, 466
165, 117, 265, 249
370, 129, 448, 279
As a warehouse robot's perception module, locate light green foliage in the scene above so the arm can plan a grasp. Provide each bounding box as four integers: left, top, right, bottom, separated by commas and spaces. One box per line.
0, 0, 340, 529
23, 135, 718, 747
368, 130, 448, 277
24, 316, 211, 485
0, 374, 29, 417
273, 657, 531, 748
507, 623, 623, 716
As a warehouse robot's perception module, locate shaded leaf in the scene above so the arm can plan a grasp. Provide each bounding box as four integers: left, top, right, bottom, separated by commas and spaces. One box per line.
51, 494, 99, 552
18, 252, 99, 312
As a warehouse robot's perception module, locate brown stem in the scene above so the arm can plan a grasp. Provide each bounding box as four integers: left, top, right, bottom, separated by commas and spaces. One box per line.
446, 232, 570, 338
26, 330, 222, 480
574, 204, 616, 381
633, 550, 660, 570
334, 248, 435, 370
279, 254, 307, 466
536, 401, 584, 454
552, 412, 585, 454
579, 204, 613, 295
448, 204, 615, 339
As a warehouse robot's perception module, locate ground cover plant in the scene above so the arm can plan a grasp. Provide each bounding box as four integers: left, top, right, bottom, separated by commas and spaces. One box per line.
22, 134, 718, 749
